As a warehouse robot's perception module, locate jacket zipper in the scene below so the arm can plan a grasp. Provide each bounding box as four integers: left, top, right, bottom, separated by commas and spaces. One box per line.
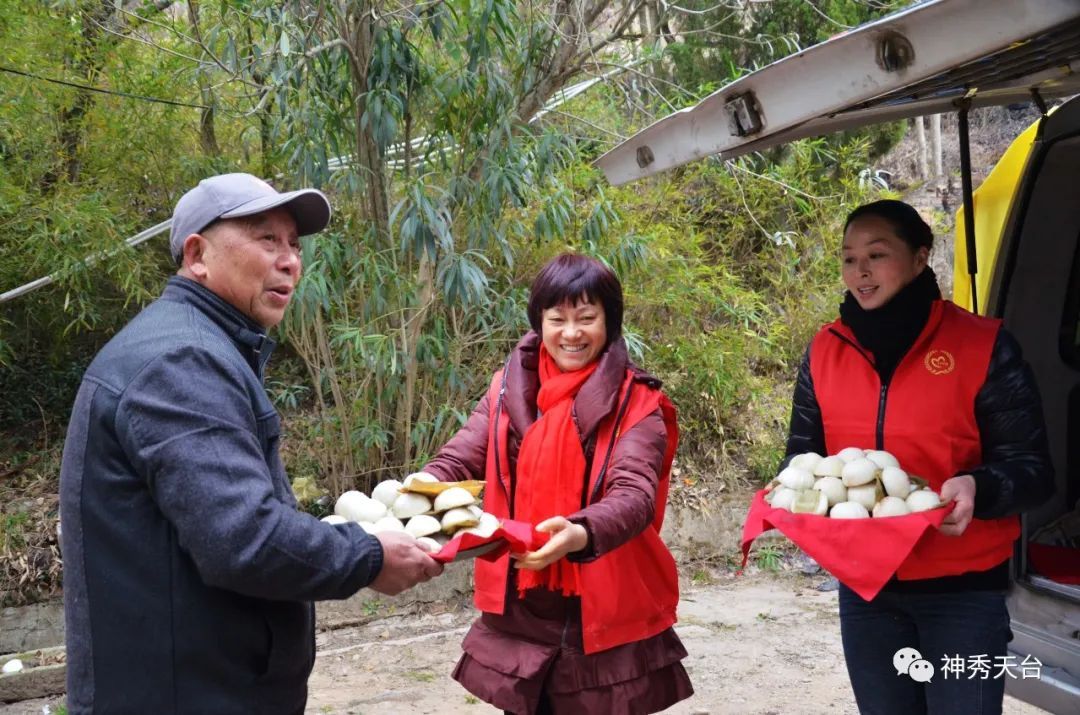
875, 383, 889, 451
587, 384, 636, 506
828, 328, 890, 451
493, 364, 514, 517
579, 437, 596, 511
564, 383, 635, 647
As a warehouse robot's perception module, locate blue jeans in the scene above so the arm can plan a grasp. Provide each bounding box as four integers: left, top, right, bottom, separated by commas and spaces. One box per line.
838, 584, 1012, 715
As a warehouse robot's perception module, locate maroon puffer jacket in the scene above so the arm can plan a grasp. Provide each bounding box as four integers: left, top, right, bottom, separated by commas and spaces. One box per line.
422, 331, 668, 559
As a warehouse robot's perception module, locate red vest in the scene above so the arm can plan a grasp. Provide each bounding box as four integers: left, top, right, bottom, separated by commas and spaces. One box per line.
809, 300, 1019, 580
473, 369, 680, 654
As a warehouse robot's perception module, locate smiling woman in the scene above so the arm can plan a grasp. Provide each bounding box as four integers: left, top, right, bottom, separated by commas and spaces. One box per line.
781, 199, 1053, 715
418, 252, 693, 714
538, 301, 606, 371
528, 253, 622, 372
841, 201, 932, 312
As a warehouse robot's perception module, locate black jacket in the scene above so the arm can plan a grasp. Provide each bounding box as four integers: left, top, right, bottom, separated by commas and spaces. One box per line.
60, 277, 383, 713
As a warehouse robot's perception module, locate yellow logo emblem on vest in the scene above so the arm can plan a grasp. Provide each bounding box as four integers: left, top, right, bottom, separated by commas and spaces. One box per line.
924, 349, 955, 375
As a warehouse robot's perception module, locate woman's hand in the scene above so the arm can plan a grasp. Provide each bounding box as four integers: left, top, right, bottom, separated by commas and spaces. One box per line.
938, 474, 976, 536
512, 516, 589, 571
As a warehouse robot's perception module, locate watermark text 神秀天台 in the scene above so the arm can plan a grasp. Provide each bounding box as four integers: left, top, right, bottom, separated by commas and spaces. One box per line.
894, 648, 1043, 683
939, 654, 1042, 680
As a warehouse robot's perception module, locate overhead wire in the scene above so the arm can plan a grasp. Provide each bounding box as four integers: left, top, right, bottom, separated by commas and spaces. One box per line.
0, 64, 208, 109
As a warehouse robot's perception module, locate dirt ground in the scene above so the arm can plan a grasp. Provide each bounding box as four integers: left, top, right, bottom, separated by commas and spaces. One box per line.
0, 568, 1050, 715
300, 570, 1048, 715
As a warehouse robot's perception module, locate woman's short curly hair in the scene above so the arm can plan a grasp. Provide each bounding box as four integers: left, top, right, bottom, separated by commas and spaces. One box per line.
527, 253, 623, 342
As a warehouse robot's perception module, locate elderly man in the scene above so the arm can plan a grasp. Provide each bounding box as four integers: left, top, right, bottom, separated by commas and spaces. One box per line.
59, 173, 441, 713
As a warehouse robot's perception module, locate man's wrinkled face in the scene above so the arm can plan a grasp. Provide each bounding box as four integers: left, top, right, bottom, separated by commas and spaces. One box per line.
183, 208, 301, 329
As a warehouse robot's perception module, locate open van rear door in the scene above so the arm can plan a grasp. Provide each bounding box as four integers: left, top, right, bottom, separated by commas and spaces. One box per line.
596, 0, 1080, 185
991, 95, 1080, 714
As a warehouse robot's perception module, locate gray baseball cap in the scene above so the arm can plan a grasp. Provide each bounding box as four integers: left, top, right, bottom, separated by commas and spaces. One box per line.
169, 173, 331, 261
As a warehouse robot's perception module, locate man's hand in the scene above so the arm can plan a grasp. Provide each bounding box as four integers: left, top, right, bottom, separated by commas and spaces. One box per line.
370, 531, 443, 595
512, 516, 588, 571
939, 474, 976, 537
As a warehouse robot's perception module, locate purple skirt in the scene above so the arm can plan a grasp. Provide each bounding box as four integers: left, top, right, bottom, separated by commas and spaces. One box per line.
452, 585, 693, 715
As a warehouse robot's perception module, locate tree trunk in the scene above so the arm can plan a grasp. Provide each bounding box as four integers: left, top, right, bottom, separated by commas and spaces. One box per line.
259, 112, 273, 179
41, 1, 175, 190
915, 116, 929, 181
43, 2, 112, 188
187, 0, 220, 157
244, 23, 275, 178
931, 113, 943, 179
514, 0, 598, 123
393, 253, 435, 466
55, 92, 93, 185
356, 122, 390, 232
342, 5, 390, 234
642, 1, 660, 78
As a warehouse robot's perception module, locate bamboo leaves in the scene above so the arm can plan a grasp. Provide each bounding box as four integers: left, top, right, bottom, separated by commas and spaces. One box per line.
438, 252, 491, 305
534, 188, 572, 241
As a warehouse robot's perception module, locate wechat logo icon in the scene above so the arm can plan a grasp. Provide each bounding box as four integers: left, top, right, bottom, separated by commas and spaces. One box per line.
894, 647, 935, 683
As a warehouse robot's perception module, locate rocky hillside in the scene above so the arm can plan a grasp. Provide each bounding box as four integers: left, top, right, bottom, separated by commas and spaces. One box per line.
879, 103, 1045, 298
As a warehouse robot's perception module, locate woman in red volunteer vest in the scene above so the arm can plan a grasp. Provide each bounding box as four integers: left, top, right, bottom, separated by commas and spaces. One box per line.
419, 253, 693, 714
783, 200, 1053, 715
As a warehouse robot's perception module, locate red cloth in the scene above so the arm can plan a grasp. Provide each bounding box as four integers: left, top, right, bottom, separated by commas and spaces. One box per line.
514, 346, 598, 597
741, 490, 953, 600
431, 518, 549, 564
1028, 543, 1080, 585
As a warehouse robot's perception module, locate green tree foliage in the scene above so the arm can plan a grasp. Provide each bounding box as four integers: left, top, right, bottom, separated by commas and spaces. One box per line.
1, 0, 905, 497
662, 0, 907, 93
0, 2, 209, 436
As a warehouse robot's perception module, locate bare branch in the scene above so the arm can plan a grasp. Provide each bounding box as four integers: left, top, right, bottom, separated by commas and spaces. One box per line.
729, 160, 841, 201
579, 0, 648, 64
305, 37, 353, 59
112, 3, 196, 44
245, 36, 355, 115
796, 0, 854, 29
90, 5, 256, 86
540, 108, 626, 140
727, 159, 775, 242
661, 0, 744, 16
582, 59, 678, 92
89, 21, 214, 69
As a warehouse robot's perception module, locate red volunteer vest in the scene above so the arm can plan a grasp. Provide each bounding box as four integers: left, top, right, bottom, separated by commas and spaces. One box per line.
809, 300, 1019, 580
473, 368, 680, 654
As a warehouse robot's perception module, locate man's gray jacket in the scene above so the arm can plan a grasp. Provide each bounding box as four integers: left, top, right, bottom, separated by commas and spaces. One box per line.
60, 276, 382, 713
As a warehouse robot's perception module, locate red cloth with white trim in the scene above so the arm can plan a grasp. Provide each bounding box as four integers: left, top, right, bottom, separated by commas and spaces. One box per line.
431, 518, 549, 564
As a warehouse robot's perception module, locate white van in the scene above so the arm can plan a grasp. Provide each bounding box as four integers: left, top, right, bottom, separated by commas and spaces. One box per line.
598, 1, 1080, 711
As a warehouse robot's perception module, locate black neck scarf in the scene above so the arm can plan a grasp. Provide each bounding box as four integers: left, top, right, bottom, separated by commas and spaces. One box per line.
838, 267, 942, 383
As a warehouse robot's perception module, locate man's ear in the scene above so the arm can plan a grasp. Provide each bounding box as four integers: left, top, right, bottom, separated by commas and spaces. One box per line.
180, 233, 209, 279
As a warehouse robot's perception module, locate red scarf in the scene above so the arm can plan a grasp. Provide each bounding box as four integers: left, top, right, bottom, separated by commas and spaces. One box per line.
515, 345, 599, 597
